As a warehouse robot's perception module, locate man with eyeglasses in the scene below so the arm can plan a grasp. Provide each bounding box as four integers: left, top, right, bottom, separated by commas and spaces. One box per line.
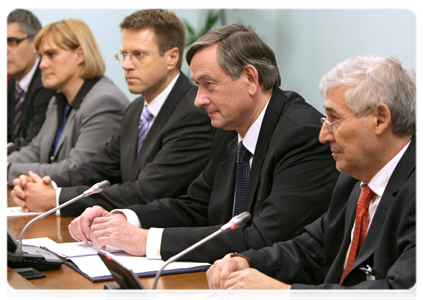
207, 55, 415, 289
11, 9, 215, 216
7, 9, 56, 152
68, 24, 339, 264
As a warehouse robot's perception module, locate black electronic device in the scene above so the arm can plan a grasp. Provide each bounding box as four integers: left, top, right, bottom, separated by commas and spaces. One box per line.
7, 229, 63, 271
13, 268, 46, 280
98, 250, 145, 289
7, 180, 110, 272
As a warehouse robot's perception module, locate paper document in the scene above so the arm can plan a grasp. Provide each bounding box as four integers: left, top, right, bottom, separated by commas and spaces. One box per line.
45, 241, 122, 258
7, 207, 42, 217
22, 237, 210, 282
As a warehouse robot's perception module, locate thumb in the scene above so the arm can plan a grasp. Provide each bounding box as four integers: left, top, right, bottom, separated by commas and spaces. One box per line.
42, 175, 52, 185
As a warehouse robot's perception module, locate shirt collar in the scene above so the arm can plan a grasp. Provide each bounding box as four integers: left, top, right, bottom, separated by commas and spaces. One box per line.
363, 141, 411, 197
144, 72, 180, 117
16, 57, 40, 92
238, 96, 271, 155
69, 77, 101, 109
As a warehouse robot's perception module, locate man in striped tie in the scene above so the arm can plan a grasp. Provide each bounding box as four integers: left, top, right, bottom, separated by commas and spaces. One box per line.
207, 55, 416, 290
7, 9, 56, 152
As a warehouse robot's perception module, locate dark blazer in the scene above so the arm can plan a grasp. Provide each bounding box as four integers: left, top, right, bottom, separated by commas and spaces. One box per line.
7, 76, 129, 186
244, 137, 416, 289
130, 88, 339, 262
7, 65, 56, 151
51, 73, 214, 217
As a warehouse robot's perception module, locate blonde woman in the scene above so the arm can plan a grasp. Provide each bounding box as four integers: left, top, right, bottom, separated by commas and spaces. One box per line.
7, 19, 129, 186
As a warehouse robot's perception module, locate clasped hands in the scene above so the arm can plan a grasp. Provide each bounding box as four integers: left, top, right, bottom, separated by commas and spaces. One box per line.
11, 171, 56, 212
206, 256, 292, 289
68, 206, 149, 257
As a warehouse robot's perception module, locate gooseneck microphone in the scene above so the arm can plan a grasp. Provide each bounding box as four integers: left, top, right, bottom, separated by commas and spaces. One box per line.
152, 211, 251, 289
7, 142, 14, 152
14, 180, 110, 255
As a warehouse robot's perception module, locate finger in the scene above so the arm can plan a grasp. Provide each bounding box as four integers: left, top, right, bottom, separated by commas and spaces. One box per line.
12, 194, 26, 208
68, 223, 82, 242
12, 177, 22, 187
69, 218, 89, 243
42, 176, 52, 185
28, 171, 43, 183
13, 185, 25, 200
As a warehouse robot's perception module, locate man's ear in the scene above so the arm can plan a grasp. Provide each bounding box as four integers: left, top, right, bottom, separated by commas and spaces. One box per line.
373, 103, 392, 135
243, 64, 259, 96
75, 46, 85, 65
167, 47, 179, 70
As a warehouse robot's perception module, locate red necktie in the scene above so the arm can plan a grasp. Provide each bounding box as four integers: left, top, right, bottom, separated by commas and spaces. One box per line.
339, 185, 374, 285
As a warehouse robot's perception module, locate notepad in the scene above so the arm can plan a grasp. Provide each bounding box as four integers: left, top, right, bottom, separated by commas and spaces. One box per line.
23, 237, 210, 282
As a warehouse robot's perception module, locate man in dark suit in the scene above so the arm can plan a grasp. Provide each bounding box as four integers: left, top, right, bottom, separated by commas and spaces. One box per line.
68, 24, 339, 263
11, 10, 213, 216
207, 55, 415, 289
7, 9, 56, 152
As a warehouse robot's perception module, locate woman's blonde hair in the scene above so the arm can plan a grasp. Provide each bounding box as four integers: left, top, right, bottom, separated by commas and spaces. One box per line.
34, 19, 105, 79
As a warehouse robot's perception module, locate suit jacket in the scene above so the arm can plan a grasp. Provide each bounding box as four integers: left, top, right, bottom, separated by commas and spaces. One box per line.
7, 65, 56, 151
130, 88, 340, 262
51, 73, 214, 217
244, 137, 416, 289
7, 76, 129, 186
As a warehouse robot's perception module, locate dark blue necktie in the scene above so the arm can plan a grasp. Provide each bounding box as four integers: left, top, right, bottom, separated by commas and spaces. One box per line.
54, 102, 70, 153
233, 141, 251, 216
137, 106, 154, 154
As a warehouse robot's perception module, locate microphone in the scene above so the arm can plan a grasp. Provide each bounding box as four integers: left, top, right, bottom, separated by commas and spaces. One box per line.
8, 180, 110, 270
7, 142, 14, 151
15, 180, 110, 254
152, 211, 251, 289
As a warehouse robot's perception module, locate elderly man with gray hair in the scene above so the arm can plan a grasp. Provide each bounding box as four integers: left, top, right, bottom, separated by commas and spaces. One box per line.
207, 55, 416, 289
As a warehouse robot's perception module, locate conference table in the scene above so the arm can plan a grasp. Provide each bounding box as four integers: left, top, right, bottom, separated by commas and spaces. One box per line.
7, 187, 209, 290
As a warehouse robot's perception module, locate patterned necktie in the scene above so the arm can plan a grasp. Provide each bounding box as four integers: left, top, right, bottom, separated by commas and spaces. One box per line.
339, 185, 375, 285
233, 141, 251, 216
137, 105, 154, 154
13, 83, 26, 137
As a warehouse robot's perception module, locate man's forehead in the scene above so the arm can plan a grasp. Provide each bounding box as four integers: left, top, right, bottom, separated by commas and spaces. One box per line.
7, 22, 24, 36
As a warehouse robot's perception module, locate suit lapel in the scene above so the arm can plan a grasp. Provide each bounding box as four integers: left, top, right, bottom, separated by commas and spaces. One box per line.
40, 96, 60, 162
325, 182, 361, 281
130, 73, 190, 179
244, 88, 285, 212
352, 137, 416, 268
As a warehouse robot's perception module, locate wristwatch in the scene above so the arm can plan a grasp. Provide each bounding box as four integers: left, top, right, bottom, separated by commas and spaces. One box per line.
223, 252, 253, 267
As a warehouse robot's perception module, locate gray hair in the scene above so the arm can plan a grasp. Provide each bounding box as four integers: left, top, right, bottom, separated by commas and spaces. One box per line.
320, 55, 416, 136
186, 24, 281, 91
7, 9, 42, 41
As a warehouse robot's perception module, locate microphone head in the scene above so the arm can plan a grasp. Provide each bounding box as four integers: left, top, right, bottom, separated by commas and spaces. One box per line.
220, 211, 251, 232
83, 180, 110, 196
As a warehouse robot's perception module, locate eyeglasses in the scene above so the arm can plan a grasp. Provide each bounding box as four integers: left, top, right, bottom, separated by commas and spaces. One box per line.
320, 108, 369, 131
114, 51, 160, 64
7, 36, 29, 47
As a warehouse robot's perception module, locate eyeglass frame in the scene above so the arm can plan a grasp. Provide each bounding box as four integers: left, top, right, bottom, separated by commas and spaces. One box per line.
7, 36, 30, 47
320, 108, 370, 131
114, 51, 161, 64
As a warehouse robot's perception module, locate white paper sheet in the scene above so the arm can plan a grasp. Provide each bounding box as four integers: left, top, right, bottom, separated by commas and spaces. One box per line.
7, 207, 43, 217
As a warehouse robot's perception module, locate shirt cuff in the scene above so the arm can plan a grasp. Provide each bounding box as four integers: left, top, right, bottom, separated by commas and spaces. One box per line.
55, 187, 61, 216
111, 209, 141, 228
146, 228, 164, 260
